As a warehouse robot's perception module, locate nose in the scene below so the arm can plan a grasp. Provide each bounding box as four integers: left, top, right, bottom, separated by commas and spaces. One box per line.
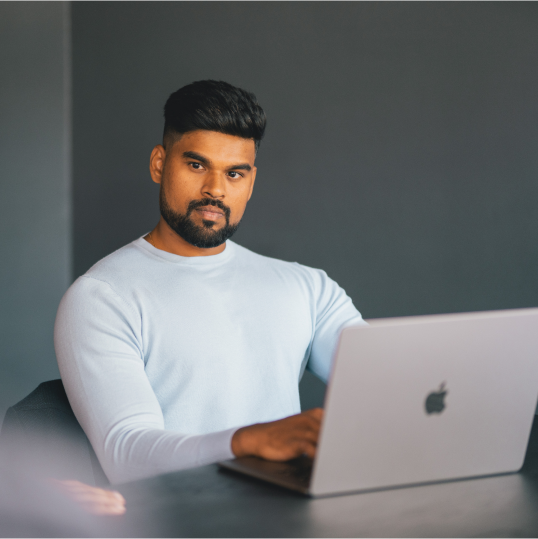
202, 171, 226, 200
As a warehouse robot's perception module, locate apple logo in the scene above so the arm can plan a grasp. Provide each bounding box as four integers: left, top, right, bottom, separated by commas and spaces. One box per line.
425, 382, 448, 414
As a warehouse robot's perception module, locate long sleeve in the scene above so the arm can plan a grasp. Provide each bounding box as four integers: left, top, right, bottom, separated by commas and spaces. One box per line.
54, 276, 235, 485
54, 239, 367, 485
305, 268, 367, 383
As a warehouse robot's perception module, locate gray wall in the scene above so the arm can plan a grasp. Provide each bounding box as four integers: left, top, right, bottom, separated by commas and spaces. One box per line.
71, 2, 538, 408
0, 2, 71, 419
1, 2, 536, 436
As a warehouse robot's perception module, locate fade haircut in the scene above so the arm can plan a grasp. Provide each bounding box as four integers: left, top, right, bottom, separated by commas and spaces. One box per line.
163, 80, 267, 152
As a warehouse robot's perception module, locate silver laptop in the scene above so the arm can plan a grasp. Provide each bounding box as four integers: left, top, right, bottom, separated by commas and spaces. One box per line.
219, 308, 538, 497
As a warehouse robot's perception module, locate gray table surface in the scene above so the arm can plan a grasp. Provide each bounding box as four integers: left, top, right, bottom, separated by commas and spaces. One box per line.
107, 417, 538, 537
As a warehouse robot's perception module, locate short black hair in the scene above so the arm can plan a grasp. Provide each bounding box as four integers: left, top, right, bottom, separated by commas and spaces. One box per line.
163, 80, 266, 152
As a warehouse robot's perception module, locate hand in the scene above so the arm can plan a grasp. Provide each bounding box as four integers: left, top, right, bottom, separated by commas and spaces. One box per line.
231, 408, 323, 461
53, 480, 126, 515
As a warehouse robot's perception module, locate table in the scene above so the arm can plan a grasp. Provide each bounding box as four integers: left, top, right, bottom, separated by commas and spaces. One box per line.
108, 417, 538, 537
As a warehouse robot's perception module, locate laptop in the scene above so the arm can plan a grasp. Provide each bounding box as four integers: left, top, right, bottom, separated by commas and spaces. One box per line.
219, 308, 538, 497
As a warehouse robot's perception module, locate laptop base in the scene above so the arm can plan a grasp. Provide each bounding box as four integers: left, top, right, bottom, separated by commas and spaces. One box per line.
219, 455, 313, 494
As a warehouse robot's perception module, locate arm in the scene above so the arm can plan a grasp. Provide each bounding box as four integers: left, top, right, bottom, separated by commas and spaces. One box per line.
307, 267, 366, 383
230, 268, 365, 461
55, 277, 236, 484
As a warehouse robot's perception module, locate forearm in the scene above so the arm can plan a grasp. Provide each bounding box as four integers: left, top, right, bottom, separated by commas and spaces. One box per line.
97, 425, 237, 484
55, 278, 238, 484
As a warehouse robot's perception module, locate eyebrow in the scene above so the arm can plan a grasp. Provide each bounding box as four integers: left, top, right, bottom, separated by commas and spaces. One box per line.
183, 151, 211, 166
228, 162, 252, 172
182, 150, 252, 172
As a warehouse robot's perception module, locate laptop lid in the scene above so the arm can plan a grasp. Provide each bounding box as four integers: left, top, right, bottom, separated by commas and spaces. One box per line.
310, 308, 538, 496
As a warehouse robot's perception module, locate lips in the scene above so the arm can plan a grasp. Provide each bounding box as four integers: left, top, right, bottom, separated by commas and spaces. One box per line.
186, 198, 231, 223
195, 206, 224, 219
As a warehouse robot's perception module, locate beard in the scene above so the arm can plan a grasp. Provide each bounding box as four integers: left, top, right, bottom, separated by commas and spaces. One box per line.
159, 188, 241, 249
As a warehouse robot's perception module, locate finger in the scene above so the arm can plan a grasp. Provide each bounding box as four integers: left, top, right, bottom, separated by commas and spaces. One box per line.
62, 485, 109, 496
56, 479, 125, 503
295, 439, 317, 459
69, 491, 124, 504
290, 428, 320, 445
296, 416, 322, 436
55, 480, 89, 491
59, 482, 125, 503
56, 480, 84, 487
61, 487, 126, 506
76, 495, 126, 514
85, 501, 126, 516
111, 491, 126, 503
53, 481, 126, 515
304, 408, 324, 421
93, 497, 126, 511
56, 482, 104, 495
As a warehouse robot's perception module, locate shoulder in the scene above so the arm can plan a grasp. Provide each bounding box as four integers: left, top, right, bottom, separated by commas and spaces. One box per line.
230, 242, 337, 292
69, 237, 154, 295
59, 239, 149, 316
84, 239, 149, 282
230, 241, 308, 272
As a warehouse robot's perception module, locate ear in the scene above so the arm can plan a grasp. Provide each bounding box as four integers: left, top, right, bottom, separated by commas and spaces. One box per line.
247, 166, 257, 201
149, 145, 166, 185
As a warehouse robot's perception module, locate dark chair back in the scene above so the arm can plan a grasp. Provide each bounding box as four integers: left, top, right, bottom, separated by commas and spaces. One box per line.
0, 380, 109, 486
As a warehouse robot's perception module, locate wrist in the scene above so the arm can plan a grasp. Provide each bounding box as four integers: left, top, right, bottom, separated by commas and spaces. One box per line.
231, 425, 256, 457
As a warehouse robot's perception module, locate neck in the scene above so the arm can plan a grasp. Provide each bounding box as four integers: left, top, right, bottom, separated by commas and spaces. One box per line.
145, 218, 227, 257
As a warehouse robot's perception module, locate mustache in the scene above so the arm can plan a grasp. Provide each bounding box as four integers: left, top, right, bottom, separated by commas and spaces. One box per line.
186, 198, 231, 221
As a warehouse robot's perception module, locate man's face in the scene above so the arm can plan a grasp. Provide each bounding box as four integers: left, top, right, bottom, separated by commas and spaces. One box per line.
150, 130, 257, 249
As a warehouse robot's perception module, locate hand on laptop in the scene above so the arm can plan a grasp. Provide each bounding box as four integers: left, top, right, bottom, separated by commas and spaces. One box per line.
231, 408, 323, 461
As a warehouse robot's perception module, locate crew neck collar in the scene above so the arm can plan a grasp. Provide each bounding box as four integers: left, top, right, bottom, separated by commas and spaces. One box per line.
134, 236, 236, 265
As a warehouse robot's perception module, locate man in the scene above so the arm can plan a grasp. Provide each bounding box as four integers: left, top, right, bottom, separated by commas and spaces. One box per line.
55, 80, 365, 484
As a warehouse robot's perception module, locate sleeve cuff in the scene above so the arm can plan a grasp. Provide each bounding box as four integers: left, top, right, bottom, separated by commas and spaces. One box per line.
196, 426, 239, 466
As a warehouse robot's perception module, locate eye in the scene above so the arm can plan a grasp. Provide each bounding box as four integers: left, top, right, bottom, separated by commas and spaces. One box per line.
189, 162, 204, 170
228, 171, 244, 179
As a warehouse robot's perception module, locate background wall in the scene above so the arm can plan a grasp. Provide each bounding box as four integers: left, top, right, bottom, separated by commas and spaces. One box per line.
0, 2, 71, 420
0, 3, 536, 418
71, 2, 538, 408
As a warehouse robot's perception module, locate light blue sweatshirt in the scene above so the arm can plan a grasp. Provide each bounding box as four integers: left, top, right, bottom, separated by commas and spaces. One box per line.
54, 237, 365, 484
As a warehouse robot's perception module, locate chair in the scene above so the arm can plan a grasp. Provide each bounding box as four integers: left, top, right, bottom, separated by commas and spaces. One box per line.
0, 380, 109, 487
